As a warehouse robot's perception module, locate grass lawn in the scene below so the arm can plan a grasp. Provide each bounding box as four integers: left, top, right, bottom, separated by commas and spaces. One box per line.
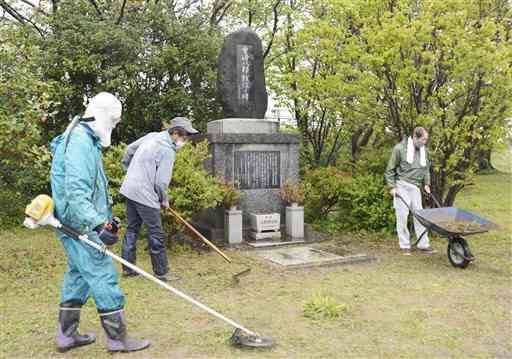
1, 162, 510, 358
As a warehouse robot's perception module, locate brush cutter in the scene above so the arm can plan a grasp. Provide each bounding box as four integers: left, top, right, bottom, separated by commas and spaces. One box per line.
165, 207, 251, 283
23, 195, 274, 349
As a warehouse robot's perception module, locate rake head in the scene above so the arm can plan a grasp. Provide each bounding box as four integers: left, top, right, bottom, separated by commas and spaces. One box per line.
229, 328, 274, 348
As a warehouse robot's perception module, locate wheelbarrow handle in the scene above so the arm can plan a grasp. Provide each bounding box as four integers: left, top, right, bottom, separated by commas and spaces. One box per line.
394, 193, 412, 211
428, 192, 443, 208
394, 192, 443, 209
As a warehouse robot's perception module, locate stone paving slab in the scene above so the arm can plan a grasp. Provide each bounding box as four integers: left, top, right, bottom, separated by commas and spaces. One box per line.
254, 246, 373, 269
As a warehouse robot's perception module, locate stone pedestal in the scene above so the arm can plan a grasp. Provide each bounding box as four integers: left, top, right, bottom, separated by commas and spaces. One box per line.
224, 208, 243, 244
192, 118, 300, 244
286, 205, 304, 239
208, 118, 279, 134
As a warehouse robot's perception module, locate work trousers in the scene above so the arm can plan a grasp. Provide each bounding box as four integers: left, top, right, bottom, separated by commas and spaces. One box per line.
393, 180, 430, 250
58, 231, 125, 312
121, 198, 168, 276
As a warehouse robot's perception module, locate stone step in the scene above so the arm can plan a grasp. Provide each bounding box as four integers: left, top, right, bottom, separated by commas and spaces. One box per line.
246, 238, 305, 248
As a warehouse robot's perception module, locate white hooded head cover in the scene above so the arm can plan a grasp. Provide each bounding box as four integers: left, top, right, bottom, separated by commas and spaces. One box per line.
83, 92, 122, 147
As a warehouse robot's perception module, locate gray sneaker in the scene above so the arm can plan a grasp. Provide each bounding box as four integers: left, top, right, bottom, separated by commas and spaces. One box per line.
122, 271, 139, 278
155, 273, 181, 282
418, 247, 434, 255
401, 248, 412, 256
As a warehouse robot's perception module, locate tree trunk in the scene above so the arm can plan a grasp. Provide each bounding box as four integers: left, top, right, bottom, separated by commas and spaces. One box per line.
443, 184, 464, 207
476, 149, 495, 171
350, 125, 373, 163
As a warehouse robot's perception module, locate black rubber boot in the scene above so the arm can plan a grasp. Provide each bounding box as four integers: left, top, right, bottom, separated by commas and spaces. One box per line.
56, 303, 96, 353
100, 310, 150, 353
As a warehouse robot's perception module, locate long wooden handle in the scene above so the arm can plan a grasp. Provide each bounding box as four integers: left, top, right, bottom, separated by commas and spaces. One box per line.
166, 207, 232, 263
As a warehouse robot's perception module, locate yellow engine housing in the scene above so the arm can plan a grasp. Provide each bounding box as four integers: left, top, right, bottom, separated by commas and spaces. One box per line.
25, 194, 54, 221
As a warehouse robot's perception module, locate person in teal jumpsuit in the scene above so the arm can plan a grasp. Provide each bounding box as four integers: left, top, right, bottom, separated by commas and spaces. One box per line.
50, 92, 150, 353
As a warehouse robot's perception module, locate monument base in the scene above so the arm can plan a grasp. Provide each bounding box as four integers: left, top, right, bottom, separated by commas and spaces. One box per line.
248, 230, 281, 240
207, 118, 279, 134
192, 128, 300, 244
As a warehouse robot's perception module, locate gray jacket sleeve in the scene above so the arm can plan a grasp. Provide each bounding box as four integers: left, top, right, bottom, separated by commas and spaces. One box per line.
154, 148, 176, 206
121, 134, 149, 171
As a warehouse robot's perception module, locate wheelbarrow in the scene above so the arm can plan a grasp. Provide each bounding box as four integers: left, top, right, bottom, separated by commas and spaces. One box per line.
395, 193, 500, 268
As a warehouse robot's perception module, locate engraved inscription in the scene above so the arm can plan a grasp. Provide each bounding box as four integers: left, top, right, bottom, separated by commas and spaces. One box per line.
236, 45, 253, 105
234, 151, 280, 189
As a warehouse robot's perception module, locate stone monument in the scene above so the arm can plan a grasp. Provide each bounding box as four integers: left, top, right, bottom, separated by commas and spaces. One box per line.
217, 28, 268, 119
193, 28, 300, 244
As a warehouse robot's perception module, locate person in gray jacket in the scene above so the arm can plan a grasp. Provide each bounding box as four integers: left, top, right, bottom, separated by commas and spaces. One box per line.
120, 117, 198, 281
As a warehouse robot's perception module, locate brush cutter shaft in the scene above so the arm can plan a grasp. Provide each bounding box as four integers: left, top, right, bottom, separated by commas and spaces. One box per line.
56, 222, 256, 337
166, 207, 232, 263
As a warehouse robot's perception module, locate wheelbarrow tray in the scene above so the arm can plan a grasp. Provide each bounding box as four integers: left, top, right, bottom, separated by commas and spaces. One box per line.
414, 207, 500, 237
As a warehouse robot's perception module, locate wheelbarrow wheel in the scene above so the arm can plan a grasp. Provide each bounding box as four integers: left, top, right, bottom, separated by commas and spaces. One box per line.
447, 237, 471, 269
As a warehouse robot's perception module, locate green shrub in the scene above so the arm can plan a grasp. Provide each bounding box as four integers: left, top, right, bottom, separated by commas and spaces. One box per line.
303, 166, 395, 233
17, 145, 52, 197
111, 203, 127, 224
168, 140, 224, 219
303, 167, 352, 220
336, 146, 393, 177
0, 189, 26, 227
0, 145, 52, 228
103, 143, 127, 205
310, 216, 345, 234
303, 293, 348, 321
344, 175, 395, 232
218, 180, 242, 209
0, 27, 57, 227
353, 147, 392, 176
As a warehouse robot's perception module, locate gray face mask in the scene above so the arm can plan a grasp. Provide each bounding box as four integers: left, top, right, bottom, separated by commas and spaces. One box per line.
414, 141, 423, 149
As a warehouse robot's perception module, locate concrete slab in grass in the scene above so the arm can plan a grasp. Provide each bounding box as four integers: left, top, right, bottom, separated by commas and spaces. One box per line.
255, 246, 373, 269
